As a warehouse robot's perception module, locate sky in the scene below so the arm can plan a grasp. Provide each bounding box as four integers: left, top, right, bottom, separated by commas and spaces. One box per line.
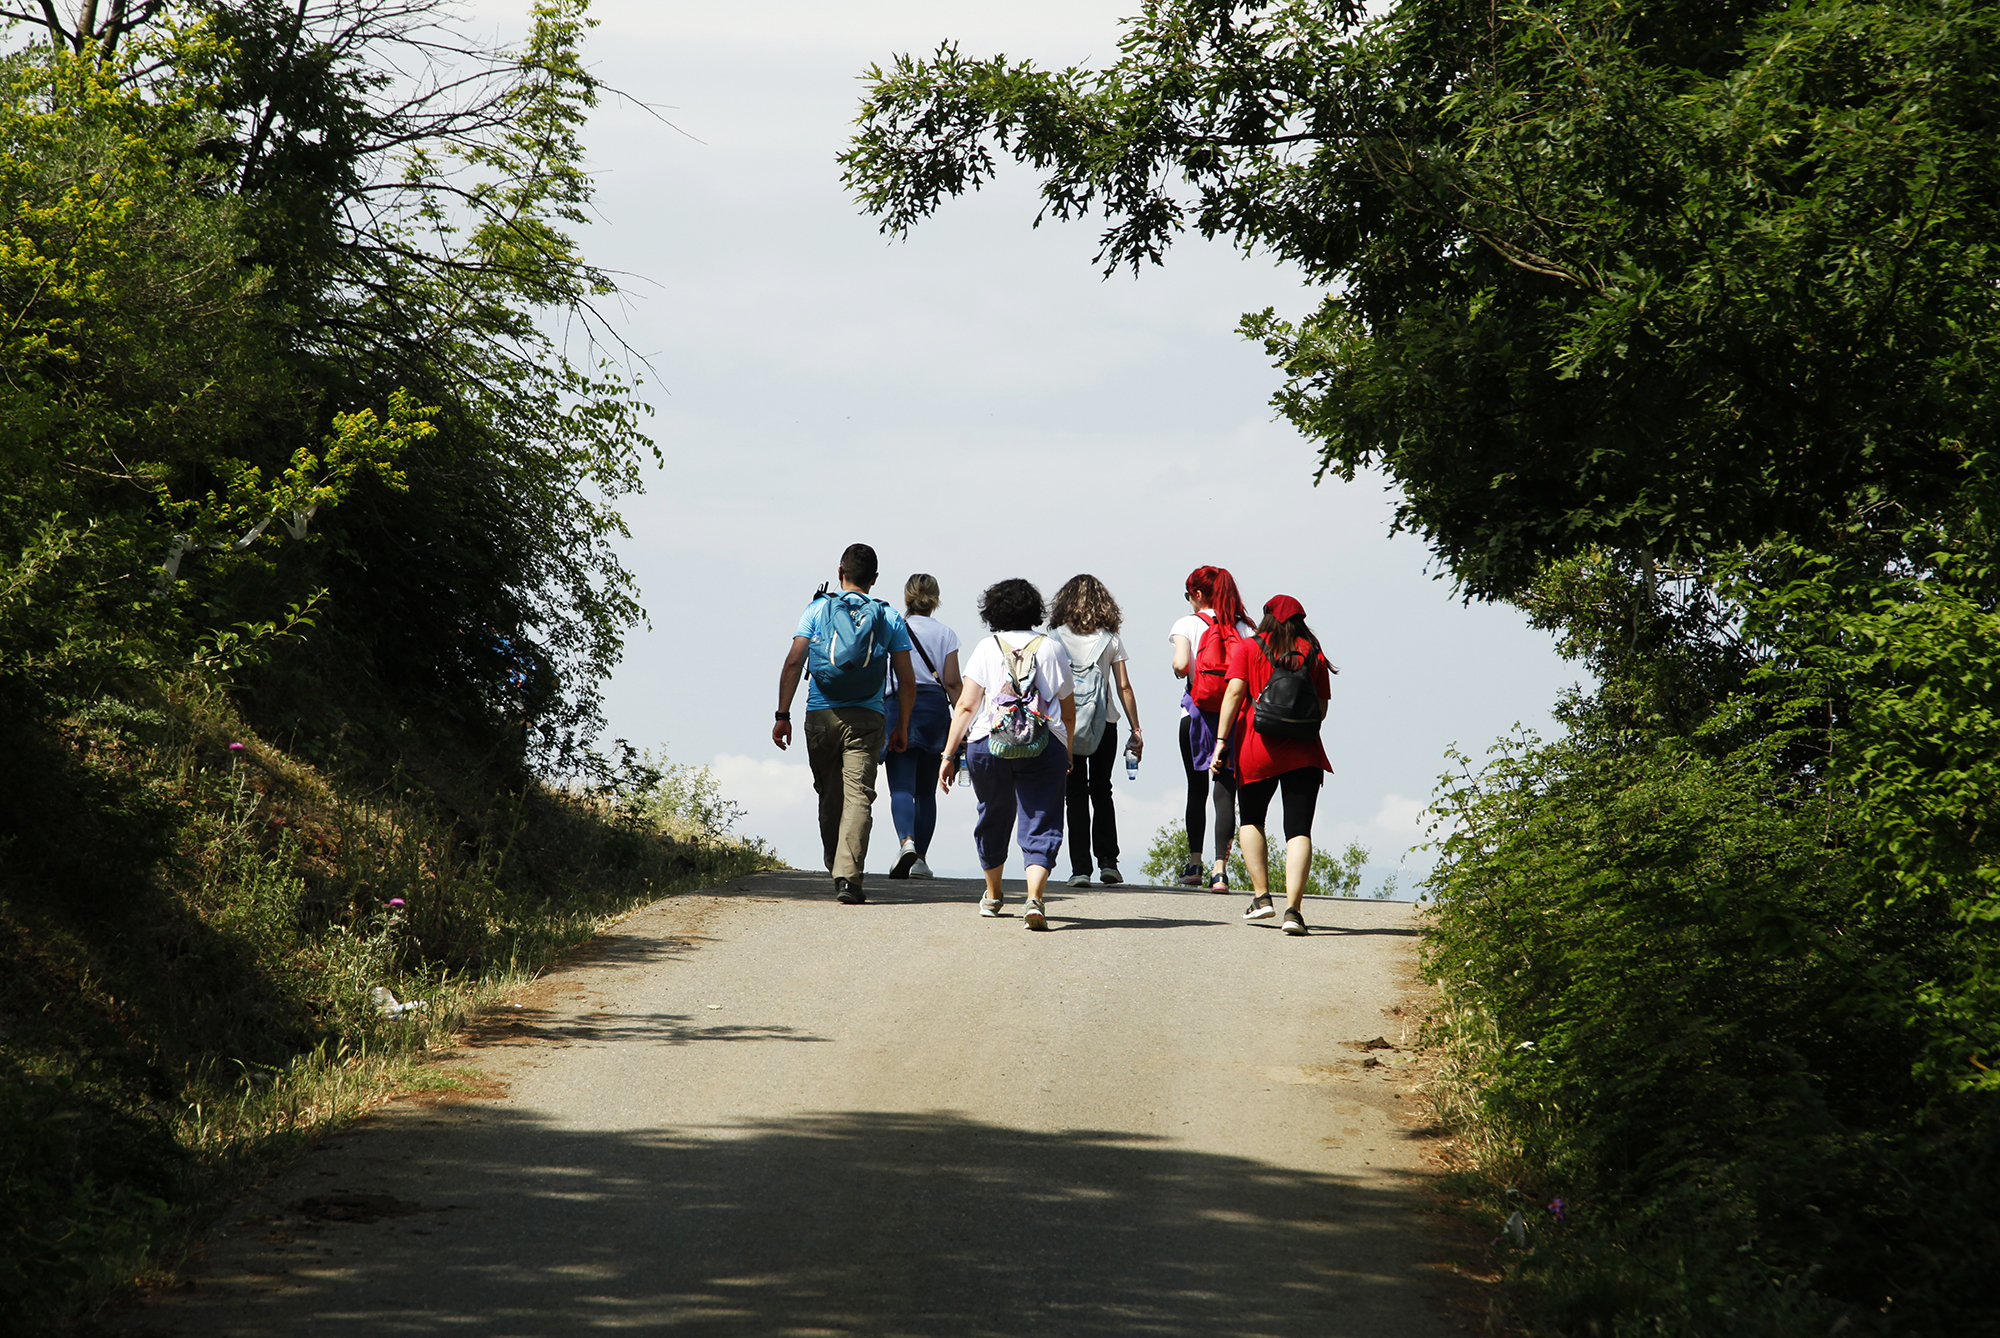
463, 0, 1584, 890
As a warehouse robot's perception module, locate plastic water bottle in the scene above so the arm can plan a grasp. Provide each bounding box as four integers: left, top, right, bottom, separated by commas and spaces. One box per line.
1124, 747, 1138, 781
954, 745, 969, 790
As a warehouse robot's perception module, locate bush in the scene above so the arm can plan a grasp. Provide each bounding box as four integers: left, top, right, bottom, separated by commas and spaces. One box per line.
1422, 720, 2000, 1334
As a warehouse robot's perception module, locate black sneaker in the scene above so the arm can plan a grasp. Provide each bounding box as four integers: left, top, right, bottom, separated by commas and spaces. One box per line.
1099, 866, 1124, 886
1177, 860, 1203, 887
1282, 906, 1308, 935
1244, 893, 1276, 921
835, 877, 866, 905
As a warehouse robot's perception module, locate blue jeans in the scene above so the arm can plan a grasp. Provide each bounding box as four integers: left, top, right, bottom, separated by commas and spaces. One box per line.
968, 735, 1070, 871
884, 687, 950, 855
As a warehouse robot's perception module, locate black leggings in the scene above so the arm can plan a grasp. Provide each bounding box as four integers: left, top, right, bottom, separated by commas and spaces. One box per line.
1237, 767, 1322, 843
1179, 716, 1238, 862
1065, 723, 1121, 875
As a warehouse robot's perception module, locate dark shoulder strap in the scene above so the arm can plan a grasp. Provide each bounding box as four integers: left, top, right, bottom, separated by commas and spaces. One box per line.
906, 622, 939, 677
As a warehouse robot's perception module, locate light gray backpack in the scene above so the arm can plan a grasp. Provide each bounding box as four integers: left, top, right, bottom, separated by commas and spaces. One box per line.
1065, 630, 1111, 756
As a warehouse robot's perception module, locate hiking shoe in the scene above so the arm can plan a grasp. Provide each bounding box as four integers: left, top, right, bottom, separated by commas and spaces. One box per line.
1244, 893, 1276, 921
1177, 860, 1204, 887
1282, 906, 1308, 935
979, 896, 1002, 918
908, 857, 933, 879
1210, 866, 1230, 893
889, 840, 919, 879
1099, 866, 1124, 886
835, 877, 866, 905
1023, 899, 1049, 931
1068, 871, 1092, 887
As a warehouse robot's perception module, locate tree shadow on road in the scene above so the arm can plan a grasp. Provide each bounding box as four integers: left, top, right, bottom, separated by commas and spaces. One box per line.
121, 1108, 1456, 1338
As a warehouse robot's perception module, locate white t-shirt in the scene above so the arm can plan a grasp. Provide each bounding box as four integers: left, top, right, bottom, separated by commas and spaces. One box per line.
891, 614, 961, 693
1056, 627, 1128, 724
964, 631, 1075, 745
1170, 609, 1255, 717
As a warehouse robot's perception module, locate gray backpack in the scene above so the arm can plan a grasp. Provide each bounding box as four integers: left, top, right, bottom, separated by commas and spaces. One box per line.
1065, 631, 1111, 756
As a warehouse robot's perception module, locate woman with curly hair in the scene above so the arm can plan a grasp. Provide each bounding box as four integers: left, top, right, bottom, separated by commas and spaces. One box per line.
1049, 574, 1144, 886
1170, 565, 1253, 891
939, 579, 1076, 930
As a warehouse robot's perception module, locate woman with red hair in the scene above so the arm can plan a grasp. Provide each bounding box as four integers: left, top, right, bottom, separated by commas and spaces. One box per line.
1169, 565, 1254, 890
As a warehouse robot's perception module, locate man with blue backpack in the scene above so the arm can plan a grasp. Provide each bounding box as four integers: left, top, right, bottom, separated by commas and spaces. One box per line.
772, 543, 915, 904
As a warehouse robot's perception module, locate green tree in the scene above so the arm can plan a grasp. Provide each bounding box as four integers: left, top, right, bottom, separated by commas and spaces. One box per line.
1, 0, 656, 767
842, 0, 2000, 601
0, 34, 422, 694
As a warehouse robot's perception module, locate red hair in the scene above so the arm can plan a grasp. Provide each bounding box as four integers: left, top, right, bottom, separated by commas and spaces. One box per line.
1183, 565, 1247, 631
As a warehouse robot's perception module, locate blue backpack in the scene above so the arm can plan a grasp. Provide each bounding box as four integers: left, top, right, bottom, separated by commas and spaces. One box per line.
807, 590, 894, 702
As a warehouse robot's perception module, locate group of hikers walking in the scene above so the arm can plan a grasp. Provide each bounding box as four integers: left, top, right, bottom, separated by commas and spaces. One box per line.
772, 543, 1334, 934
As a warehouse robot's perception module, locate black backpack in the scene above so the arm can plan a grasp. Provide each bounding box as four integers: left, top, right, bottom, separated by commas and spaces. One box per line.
1251, 636, 1323, 741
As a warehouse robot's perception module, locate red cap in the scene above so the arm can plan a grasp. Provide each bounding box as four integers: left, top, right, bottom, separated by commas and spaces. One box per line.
1264, 594, 1306, 623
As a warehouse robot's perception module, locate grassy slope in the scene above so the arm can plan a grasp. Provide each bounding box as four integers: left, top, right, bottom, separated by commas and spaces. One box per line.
0, 676, 777, 1333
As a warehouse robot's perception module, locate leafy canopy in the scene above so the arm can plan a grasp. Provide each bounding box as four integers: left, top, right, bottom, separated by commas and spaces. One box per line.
843, 0, 2000, 600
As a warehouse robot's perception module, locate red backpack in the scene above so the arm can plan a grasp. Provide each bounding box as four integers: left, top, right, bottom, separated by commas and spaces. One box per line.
1189, 611, 1240, 713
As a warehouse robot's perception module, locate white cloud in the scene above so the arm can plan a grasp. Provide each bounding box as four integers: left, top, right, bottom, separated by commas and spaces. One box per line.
711, 753, 818, 811
1372, 794, 1427, 833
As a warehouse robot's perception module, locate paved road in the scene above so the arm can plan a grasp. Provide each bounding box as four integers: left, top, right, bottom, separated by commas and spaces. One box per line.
112, 873, 1457, 1337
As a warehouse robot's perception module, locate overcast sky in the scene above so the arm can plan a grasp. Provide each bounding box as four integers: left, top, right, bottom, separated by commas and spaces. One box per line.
463, 0, 1583, 889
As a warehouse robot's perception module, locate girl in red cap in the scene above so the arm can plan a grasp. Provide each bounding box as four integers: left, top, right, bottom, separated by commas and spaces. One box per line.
1208, 595, 1335, 935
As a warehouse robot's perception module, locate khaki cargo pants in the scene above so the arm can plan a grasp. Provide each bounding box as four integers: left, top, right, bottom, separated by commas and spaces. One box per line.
804, 707, 884, 886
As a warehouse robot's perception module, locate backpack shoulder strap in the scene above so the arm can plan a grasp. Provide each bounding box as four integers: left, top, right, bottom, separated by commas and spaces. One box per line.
994, 635, 1041, 693
992, 634, 1018, 686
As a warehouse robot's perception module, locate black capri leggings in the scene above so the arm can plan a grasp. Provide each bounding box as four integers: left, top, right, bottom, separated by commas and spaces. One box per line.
1179, 716, 1238, 861
1237, 767, 1323, 843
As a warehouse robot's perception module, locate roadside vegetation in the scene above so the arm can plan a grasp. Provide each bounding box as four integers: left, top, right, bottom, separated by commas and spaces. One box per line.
845, 0, 2000, 1330
0, 3, 775, 1330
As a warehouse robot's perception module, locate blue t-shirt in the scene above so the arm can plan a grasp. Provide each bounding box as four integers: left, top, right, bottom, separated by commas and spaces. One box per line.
795, 594, 913, 714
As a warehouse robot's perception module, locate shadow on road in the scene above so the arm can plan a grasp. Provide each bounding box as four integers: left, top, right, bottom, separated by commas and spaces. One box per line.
130, 1108, 1451, 1337
701, 872, 1424, 934
466, 1011, 832, 1047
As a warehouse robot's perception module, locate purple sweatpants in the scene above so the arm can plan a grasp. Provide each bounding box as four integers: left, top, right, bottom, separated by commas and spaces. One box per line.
968, 735, 1069, 871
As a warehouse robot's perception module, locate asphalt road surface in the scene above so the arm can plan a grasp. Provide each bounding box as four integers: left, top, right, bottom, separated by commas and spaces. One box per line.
109, 872, 1459, 1337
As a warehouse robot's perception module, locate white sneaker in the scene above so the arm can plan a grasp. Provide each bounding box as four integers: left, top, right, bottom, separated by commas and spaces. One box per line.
889, 839, 919, 879
1023, 899, 1048, 931
908, 857, 933, 879
979, 896, 1002, 918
